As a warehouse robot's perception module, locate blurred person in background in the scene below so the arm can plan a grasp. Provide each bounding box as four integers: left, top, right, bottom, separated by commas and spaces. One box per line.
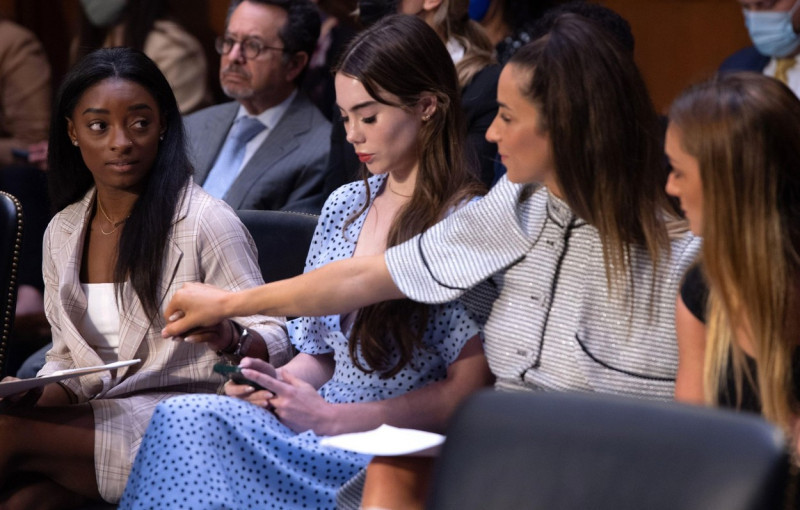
0, 17, 53, 375
75, 0, 212, 113
721, 0, 800, 97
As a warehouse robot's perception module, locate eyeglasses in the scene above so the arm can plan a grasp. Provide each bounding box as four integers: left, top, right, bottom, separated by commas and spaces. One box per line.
215, 36, 285, 60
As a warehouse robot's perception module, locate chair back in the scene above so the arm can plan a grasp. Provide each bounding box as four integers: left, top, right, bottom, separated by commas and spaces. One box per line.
236, 210, 318, 283
429, 390, 791, 510
0, 192, 22, 377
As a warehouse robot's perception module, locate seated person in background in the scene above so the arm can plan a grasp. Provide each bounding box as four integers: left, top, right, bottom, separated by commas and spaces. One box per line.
0, 18, 50, 166
159, 13, 700, 509
720, 0, 800, 97
471, 0, 562, 64
0, 17, 53, 374
0, 47, 289, 509
75, 0, 212, 113
187, 0, 332, 214
401, 0, 499, 187
120, 15, 492, 509
668, 72, 800, 457
300, 0, 360, 120
529, 1, 636, 55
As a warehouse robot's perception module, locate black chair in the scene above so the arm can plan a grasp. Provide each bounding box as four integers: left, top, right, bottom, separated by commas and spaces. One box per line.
0, 191, 23, 378
429, 390, 791, 510
235, 209, 318, 284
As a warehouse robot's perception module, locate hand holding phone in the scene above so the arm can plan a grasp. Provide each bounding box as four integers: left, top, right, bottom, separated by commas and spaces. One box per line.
213, 362, 271, 391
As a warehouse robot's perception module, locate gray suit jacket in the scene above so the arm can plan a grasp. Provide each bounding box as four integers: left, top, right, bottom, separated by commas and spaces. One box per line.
185, 92, 332, 214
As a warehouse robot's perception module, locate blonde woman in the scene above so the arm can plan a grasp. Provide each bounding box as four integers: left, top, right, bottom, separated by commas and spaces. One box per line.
667, 72, 800, 454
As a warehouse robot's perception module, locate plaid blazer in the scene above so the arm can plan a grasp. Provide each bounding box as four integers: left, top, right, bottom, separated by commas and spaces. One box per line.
40, 182, 290, 501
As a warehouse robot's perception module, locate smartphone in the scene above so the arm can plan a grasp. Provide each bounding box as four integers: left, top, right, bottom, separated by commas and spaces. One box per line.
213, 363, 268, 391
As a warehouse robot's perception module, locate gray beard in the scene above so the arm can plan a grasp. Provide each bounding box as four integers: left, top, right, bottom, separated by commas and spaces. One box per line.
221, 85, 254, 101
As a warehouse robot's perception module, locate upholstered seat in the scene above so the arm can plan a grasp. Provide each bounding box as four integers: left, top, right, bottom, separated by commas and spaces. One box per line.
429, 390, 791, 510
236, 209, 318, 284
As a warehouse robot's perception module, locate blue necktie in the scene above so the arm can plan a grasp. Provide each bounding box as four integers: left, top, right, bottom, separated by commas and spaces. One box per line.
203, 116, 266, 199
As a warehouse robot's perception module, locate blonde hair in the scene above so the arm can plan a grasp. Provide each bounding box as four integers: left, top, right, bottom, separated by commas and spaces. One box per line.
670, 72, 800, 433
428, 0, 495, 88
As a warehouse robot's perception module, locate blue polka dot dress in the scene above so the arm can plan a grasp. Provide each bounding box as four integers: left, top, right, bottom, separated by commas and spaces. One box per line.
119, 175, 482, 510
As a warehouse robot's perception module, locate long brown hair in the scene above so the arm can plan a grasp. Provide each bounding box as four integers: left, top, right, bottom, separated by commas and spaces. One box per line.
50, 48, 192, 318
669, 72, 800, 432
509, 14, 677, 289
335, 14, 484, 377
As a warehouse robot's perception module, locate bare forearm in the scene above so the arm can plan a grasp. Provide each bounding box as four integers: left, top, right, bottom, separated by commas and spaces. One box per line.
320, 337, 491, 436
36, 383, 75, 407
323, 381, 456, 436
278, 353, 335, 390
225, 255, 404, 318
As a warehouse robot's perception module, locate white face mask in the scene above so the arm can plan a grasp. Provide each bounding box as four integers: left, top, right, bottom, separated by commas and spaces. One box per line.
744, 0, 800, 57
80, 0, 128, 28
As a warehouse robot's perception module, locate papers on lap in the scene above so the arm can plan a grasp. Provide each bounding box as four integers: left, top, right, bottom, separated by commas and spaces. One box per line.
0, 359, 141, 397
320, 424, 445, 457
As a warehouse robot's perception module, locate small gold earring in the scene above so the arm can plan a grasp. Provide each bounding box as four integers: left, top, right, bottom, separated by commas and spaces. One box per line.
422, 114, 431, 122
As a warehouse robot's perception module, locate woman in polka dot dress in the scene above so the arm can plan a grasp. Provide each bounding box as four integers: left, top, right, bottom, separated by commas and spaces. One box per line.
120, 15, 492, 510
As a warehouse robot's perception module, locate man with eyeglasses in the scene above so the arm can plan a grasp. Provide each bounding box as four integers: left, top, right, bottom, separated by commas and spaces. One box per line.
721, 0, 800, 97
185, 0, 331, 213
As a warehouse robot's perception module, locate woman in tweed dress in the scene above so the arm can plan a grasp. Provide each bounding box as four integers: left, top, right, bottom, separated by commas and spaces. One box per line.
0, 48, 288, 508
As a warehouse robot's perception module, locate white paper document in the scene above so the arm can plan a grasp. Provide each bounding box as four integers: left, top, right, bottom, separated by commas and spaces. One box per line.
0, 359, 141, 397
320, 424, 445, 456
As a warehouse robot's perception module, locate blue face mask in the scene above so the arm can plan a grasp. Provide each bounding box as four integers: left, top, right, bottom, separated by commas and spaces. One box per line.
469, 0, 491, 21
744, 0, 800, 57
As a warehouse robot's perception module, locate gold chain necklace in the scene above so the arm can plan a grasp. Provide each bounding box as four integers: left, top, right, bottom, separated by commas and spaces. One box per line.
96, 195, 129, 236
386, 184, 412, 198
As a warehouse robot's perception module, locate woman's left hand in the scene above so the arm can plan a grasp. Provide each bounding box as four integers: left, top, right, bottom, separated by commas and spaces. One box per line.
240, 366, 333, 435
0, 376, 43, 410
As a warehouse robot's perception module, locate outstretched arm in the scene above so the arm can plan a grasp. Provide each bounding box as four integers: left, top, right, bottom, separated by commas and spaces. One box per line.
162, 254, 405, 338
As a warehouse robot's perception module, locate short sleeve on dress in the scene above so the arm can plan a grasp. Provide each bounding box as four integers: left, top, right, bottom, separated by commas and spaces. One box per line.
385, 175, 532, 304
289, 179, 375, 355
680, 263, 708, 324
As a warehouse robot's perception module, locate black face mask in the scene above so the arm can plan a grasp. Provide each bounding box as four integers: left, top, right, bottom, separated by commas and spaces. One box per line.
358, 0, 397, 27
